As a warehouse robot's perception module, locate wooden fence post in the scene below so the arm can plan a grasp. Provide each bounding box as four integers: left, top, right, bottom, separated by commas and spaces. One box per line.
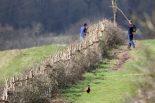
12, 76, 15, 91
19, 74, 23, 86
2, 79, 8, 100
112, 0, 117, 27
25, 75, 28, 85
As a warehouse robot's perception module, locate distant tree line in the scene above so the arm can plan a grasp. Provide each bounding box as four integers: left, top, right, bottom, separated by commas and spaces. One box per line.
0, 0, 113, 33
0, 0, 154, 33
0, 0, 154, 50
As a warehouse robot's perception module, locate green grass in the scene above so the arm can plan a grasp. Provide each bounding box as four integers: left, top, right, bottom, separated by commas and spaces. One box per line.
63, 40, 155, 103
0, 45, 64, 83
142, 39, 155, 51
63, 59, 141, 103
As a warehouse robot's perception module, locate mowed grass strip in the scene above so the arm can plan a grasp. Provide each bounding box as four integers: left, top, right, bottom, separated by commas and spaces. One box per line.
0, 45, 64, 83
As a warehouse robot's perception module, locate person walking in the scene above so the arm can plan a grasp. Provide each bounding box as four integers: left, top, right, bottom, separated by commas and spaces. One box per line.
128, 20, 137, 49
80, 23, 88, 41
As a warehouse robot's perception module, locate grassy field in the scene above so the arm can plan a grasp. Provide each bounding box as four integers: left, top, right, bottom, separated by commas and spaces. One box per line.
63, 40, 155, 103
0, 45, 64, 83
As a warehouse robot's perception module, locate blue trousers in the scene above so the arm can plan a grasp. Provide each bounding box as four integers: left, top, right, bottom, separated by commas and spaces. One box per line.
80, 36, 84, 41
128, 34, 135, 48
128, 40, 135, 48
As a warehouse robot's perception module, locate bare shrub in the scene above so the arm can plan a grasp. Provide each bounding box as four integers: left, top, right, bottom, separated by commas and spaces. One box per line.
99, 23, 125, 58
104, 28, 125, 48
3, 20, 125, 103
8, 76, 52, 103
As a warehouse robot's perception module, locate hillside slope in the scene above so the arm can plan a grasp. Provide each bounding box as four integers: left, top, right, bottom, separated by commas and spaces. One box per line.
0, 19, 126, 103
0, 45, 63, 83
63, 40, 155, 103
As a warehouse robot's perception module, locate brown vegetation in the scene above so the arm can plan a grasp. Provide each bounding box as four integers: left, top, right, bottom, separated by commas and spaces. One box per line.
0, 20, 125, 103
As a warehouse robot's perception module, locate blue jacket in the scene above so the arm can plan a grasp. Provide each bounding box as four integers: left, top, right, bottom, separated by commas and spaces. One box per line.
80, 26, 84, 38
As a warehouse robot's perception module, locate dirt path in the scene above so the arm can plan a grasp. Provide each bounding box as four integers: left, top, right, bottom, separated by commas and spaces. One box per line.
112, 47, 130, 71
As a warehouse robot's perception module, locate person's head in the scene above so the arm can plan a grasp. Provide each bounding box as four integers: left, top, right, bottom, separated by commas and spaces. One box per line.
128, 20, 133, 25
84, 23, 87, 27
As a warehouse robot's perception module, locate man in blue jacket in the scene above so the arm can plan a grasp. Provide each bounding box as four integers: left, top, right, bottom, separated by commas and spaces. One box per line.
80, 23, 88, 41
